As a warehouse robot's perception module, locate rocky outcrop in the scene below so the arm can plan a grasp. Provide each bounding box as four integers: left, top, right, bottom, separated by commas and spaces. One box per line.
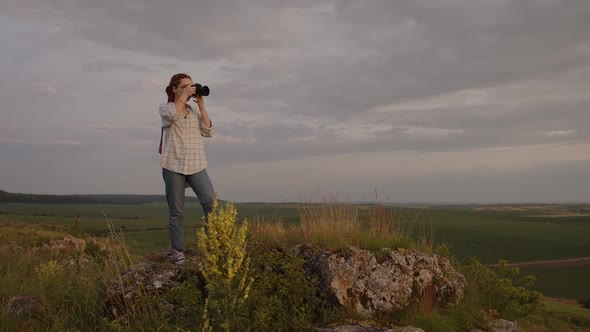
103, 252, 199, 320
104, 245, 466, 325
293, 244, 467, 315
313, 324, 425, 332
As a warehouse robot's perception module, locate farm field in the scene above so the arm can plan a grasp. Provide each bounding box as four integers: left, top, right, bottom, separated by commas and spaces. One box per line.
1, 202, 589, 301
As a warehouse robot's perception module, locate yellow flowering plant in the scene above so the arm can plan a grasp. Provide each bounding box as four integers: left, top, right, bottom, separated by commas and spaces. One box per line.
197, 196, 253, 331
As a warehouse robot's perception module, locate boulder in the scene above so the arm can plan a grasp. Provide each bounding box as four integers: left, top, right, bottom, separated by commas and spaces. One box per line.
293, 244, 466, 315
492, 318, 518, 332
6, 294, 41, 317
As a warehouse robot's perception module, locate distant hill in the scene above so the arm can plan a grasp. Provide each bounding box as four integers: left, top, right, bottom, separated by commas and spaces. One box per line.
0, 190, 201, 205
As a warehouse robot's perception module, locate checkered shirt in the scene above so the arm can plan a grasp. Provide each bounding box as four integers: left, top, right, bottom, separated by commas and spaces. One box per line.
159, 102, 214, 175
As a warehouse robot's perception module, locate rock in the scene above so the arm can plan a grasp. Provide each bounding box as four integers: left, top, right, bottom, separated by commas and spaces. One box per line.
43, 236, 86, 251
293, 244, 466, 315
103, 251, 201, 321
395, 327, 425, 332
104, 245, 466, 324
6, 294, 41, 317
313, 324, 424, 332
492, 318, 518, 332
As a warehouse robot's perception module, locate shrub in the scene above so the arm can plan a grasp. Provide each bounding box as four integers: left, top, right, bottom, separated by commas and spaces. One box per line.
243, 243, 326, 331
578, 296, 590, 309
459, 257, 545, 319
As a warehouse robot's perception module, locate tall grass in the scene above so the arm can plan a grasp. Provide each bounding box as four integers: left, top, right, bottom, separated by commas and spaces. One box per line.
0, 217, 169, 331
250, 194, 433, 253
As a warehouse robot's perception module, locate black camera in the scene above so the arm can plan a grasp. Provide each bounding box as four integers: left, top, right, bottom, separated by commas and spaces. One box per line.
191, 83, 210, 97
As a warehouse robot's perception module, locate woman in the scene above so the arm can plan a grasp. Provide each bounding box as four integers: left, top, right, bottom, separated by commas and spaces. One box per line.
159, 73, 215, 264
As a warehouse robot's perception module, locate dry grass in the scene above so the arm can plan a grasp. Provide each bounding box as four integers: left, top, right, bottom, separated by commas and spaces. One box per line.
419, 284, 437, 316
0, 218, 166, 331
249, 194, 434, 253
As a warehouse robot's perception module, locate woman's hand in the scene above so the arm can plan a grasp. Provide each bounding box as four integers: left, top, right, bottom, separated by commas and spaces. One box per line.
194, 95, 205, 110
179, 84, 196, 102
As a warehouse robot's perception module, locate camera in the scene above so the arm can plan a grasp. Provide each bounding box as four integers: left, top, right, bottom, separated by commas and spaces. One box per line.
191, 83, 210, 97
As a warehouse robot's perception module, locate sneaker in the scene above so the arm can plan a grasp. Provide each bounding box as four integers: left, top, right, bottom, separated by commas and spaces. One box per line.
170, 250, 186, 265
162, 248, 174, 259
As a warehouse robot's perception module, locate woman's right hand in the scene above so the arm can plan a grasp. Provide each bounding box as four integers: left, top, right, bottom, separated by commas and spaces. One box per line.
179, 84, 196, 101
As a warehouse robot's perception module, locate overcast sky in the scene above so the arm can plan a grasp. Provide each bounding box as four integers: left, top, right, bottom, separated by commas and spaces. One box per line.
1, 1, 589, 203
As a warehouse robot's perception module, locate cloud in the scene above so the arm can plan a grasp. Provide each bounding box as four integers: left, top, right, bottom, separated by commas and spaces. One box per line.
32, 82, 59, 93
1, 1, 590, 202
80, 60, 175, 73
400, 126, 464, 137
0, 137, 82, 145
544, 130, 575, 137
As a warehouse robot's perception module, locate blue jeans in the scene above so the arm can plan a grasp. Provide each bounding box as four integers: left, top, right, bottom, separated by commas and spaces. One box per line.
162, 168, 215, 251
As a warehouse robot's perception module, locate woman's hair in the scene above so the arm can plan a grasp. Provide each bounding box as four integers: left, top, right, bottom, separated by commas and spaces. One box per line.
165, 73, 192, 103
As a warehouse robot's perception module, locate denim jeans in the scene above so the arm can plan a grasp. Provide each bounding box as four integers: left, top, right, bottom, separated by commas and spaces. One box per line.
162, 168, 215, 251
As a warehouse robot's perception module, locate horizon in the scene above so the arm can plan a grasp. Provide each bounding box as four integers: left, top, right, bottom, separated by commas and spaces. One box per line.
1, 2, 590, 203
2, 189, 589, 206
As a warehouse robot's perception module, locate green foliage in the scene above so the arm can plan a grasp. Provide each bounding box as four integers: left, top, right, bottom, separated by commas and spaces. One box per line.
165, 281, 204, 328
578, 296, 590, 309
243, 244, 326, 331
459, 257, 546, 319
412, 311, 456, 332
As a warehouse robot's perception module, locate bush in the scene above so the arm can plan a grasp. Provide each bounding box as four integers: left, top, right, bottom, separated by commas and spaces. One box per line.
459, 257, 545, 319
578, 296, 590, 309
243, 243, 327, 331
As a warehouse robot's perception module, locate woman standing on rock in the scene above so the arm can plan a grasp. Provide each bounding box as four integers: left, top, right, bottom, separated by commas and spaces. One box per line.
158, 73, 215, 265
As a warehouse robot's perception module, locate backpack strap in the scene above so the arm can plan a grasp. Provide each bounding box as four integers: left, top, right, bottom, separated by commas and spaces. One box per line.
158, 126, 164, 154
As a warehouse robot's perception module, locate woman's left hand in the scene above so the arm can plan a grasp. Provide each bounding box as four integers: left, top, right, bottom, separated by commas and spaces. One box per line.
194, 95, 205, 110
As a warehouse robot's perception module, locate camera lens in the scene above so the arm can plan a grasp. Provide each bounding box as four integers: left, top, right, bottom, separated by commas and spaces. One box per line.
192, 83, 210, 97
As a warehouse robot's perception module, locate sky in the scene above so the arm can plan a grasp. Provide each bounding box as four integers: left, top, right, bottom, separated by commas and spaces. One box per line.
1, 1, 589, 203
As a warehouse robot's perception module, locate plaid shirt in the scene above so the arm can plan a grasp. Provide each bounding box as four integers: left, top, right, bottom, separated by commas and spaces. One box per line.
159, 102, 213, 175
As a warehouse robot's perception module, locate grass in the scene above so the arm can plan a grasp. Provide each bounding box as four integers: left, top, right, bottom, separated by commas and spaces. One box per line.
545, 298, 590, 318
2, 201, 590, 298
519, 265, 590, 299
1, 199, 589, 331
249, 197, 433, 254
3, 203, 589, 263
423, 208, 590, 263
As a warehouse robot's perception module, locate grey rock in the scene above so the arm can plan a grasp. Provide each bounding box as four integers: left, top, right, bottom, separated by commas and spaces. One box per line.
313, 324, 424, 332
7, 294, 41, 317
104, 250, 201, 320
395, 327, 426, 332
293, 244, 466, 315
492, 318, 518, 332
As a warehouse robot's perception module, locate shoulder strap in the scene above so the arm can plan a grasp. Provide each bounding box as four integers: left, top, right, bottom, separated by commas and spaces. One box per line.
158, 127, 164, 154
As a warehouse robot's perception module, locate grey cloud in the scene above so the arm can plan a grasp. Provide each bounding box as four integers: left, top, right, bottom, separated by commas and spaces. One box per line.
93, 126, 155, 141
376, 159, 590, 204
2, 1, 590, 202
81, 60, 174, 73
4, 1, 590, 123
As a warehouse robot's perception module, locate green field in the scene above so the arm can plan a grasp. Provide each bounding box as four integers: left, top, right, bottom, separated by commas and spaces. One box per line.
1, 202, 589, 300
520, 265, 590, 299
